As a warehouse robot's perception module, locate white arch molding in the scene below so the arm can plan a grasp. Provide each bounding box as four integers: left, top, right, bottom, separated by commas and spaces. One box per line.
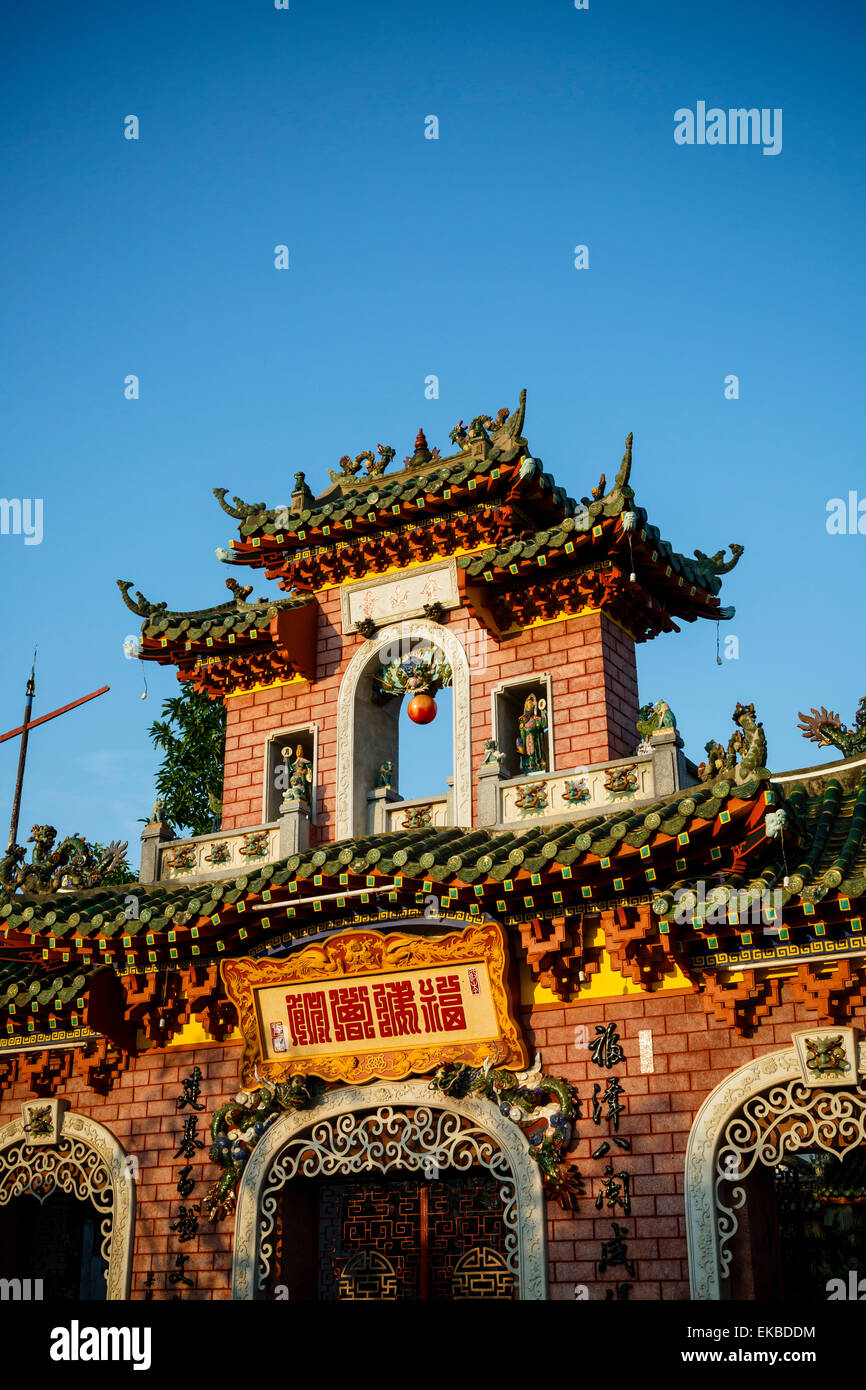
335, 619, 472, 839
684, 1045, 866, 1300
231, 1081, 548, 1300
0, 1107, 136, 1300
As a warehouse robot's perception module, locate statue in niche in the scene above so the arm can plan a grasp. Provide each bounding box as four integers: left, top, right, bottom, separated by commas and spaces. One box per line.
281, 744, 313, 803
516, 694, 549, 775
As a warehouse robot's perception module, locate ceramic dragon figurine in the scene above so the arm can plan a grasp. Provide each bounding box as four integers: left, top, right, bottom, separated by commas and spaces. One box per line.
448, 390, 528, 465
797, 696, 866, 758
0, 826, 128, 895
430, 1054, 584, 1210
368, 443, 396, 476
204, 1073, 313, 1221
328, 451, 370, 483
698, 702, 768, 785
328, 444, 397, 484
636, 700, 677, 741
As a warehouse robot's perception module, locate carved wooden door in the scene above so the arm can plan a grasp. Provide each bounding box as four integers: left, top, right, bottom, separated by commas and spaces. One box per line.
275, 1168, 514, 1300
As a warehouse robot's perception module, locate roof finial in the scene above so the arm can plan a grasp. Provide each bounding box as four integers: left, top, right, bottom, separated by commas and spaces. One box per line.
404, 429, 435, 469
613, 432, 633, 492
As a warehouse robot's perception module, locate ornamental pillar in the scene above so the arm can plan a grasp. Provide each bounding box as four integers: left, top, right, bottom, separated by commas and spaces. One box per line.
477, 759, 511, 828
649, 727, 687, 797
278, 797, 312, 856
366, 786, 402, 834
138, 819, 174, 885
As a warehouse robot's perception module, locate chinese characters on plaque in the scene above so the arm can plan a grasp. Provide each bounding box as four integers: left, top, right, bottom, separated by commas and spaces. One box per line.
282, 972, 469, 1051
221, 925, 528, 1088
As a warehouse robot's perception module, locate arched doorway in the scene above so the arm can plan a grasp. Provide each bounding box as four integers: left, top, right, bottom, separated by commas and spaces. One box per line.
0, 1107, 136, 1301
231, 1082, 547, 1300
684, 1046, 866, 1299
336, 620, 473, 839
0, 1189, 108, 1299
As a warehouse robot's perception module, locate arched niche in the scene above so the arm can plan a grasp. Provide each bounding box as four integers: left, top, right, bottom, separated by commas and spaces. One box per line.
684, 1045, 866, 1299
336, 620, 472, 839
231, 1080, 548, 1300
0, 1106, 136, 1300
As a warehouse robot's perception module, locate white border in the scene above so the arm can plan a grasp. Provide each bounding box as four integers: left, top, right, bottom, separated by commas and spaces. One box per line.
261, 722, 319, 825
335, 619, 472, 838
230, 1080, 548, 1300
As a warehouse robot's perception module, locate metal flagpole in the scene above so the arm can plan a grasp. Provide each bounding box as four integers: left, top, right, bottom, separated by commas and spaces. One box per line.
3, 652, 110, 852
7, 650, 36, 853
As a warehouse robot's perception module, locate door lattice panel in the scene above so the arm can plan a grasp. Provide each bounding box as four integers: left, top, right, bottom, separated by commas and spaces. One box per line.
317, 1170, 512, 1300
319, 1180, 422, 1300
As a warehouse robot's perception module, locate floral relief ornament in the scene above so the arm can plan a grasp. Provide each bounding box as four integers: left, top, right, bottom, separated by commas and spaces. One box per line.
791, 1026, 860, 1087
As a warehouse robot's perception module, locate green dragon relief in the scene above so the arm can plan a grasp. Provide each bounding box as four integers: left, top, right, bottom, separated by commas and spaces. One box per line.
0, 824, 129, 895
797, 697, 866, 758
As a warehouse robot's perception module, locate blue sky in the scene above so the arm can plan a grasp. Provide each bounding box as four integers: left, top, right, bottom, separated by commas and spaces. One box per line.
0, 0, 864, 863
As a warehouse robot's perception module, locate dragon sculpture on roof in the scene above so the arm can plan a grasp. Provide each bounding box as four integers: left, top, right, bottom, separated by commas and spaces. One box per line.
797, 697, 866, 758
698, 702, 769, 785
0, 825, 129, 895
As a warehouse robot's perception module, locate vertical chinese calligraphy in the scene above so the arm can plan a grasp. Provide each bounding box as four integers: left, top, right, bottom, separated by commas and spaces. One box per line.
586, 1021, 634, 1297
169, 1065, 206, 1296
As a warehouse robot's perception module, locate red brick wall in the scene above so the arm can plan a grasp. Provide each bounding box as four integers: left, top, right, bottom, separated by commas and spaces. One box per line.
469, 610, 639, 780
222, 588, 350, 836
221, 592, 640, 835
0, 1041, 241, 1300
2, 988, 863, 1300
525, 990, 866, 1301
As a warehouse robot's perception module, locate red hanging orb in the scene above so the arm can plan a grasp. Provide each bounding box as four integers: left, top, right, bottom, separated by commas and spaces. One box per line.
407, 692, 437, 725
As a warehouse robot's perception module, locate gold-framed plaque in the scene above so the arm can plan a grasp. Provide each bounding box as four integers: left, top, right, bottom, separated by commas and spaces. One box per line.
221, 922, 528, 1088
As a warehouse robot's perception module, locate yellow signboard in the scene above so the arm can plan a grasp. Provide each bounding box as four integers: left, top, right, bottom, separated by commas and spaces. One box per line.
221, 923, 527, 1087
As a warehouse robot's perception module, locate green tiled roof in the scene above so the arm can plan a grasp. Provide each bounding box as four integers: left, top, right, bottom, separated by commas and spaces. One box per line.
218, 454, 574, 543
118, 582, 312, 644
5, 758, 865, 1039
457, 505, 735, 600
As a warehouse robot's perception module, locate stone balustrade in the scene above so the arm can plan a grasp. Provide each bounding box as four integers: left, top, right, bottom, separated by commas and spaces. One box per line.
478, 728, 687, 829
382, 793, 451, 834
139, 731, 688, 880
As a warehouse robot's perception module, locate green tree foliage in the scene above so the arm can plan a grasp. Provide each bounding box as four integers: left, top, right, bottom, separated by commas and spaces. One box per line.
147, 685, 226, 836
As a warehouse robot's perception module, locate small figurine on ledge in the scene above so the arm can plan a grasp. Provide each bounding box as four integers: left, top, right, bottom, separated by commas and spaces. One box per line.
376, 760, 394, 790
480, 738, 506, 769
636, 700, 677, 741
516, 695, 548, 774
281, 745, 313, 803
635, 700, 677, 754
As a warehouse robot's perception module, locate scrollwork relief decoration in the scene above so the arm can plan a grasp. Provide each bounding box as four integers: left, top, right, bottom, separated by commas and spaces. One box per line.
685, 1045, 866, 1300
0, 1109, 135, 1300
231, 1081, 547, 1301
258, 1106, 516, 1291
715, 1077, 866, 1285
